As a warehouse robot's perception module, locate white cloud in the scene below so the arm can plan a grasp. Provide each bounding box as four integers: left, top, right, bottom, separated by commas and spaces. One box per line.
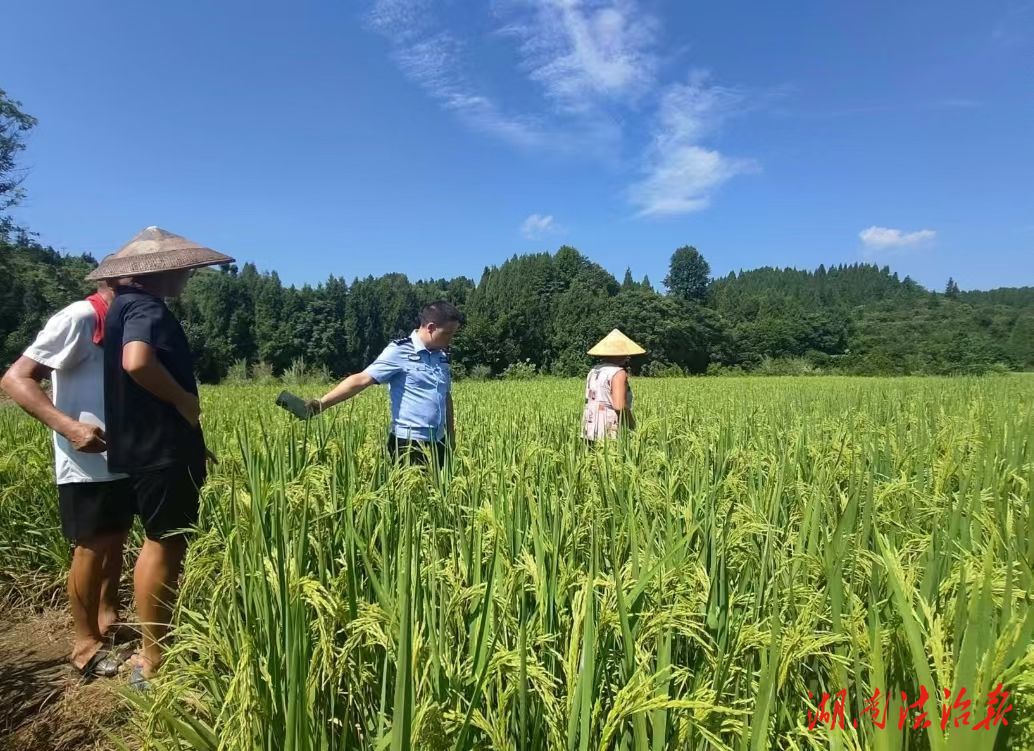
367, 0, 659, 149
521, 213, 561, 238
366, 2, 760, 216
392, 34, 547, 146
501, 0, 659, 112
629, 74, 757, 217
368, 1, 547, 147
629, 146, 752, 216
367, 0, 434, 42
859, 226, 937, 249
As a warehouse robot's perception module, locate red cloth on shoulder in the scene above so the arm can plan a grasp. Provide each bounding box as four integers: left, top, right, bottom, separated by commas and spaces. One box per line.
86, 293, 109, 345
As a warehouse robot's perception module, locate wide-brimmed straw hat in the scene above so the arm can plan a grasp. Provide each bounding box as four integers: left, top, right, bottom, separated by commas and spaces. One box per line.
86, 226, 234, 281
588, 329, 646, 357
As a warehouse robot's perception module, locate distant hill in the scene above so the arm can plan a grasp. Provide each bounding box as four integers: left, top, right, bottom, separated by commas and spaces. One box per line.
959, 287, 1034, 309
710, 265, 1034, 374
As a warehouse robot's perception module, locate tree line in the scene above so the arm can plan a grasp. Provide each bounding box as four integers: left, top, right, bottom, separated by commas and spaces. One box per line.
2, 87, 1032, 380
2, 231, 1032, 381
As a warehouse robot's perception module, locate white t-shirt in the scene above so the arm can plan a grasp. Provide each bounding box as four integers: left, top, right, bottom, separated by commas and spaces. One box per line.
23, 300, 126, 485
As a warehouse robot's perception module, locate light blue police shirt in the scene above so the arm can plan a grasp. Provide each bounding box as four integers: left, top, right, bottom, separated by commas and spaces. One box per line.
363, 330, 451, 442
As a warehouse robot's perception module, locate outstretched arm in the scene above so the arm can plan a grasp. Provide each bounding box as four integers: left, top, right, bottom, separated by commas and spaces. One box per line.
312, 372, 377, 414
1, 356, 107, 452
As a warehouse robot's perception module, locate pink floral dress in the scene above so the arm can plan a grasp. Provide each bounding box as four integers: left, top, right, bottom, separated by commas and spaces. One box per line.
582, 364, 632, 441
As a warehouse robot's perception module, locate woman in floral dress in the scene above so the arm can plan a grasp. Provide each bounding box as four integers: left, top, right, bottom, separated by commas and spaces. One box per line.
582, 329, 645, 442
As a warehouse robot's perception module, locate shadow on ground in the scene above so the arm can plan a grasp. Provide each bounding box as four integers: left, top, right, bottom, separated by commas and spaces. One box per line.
0, 610, 128, 750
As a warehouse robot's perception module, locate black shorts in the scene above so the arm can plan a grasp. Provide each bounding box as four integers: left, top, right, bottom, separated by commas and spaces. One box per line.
58, 480, 135, 542
129, 460, 207, 541
387, 435, 446, 469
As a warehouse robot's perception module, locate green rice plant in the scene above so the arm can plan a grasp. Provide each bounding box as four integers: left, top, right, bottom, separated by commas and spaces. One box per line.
2, 376, 1033, 749
0, 409, 72, 605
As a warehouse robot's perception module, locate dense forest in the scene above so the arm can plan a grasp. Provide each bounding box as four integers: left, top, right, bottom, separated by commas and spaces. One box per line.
1, 87, 1032, 381
2, 230, 1032, 380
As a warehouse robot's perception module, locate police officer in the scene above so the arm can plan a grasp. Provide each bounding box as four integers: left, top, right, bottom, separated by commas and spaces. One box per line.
309, 301, 463, 467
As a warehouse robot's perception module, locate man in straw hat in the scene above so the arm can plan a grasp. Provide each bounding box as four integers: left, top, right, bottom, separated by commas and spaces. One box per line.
582, 329, 645, 442
87, 226, 233, 685
2, 278, 133, 679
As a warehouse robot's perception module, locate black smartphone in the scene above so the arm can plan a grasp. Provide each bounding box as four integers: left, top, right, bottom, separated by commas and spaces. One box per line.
275, 390, 311, 420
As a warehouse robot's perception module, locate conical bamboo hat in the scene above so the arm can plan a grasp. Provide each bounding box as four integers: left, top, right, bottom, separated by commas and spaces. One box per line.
86, 226, 234, 281
588, 329, 646, 357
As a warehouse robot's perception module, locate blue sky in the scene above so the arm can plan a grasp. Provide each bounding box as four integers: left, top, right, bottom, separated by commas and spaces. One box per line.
5, 0, 1033, 291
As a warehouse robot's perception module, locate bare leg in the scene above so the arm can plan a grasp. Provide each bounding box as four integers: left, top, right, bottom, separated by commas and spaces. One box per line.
133, 535, 188, 678
97, 532, 128, 636
68, 532, 124, 668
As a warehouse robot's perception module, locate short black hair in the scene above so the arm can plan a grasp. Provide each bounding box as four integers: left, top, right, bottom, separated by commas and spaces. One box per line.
420, 300, 465, 327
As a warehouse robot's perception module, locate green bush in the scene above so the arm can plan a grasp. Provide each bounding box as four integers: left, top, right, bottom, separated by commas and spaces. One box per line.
250, 361, 276, 384
641, 361, 684, 378
756, 356, 822, 376
469, 364, 492, 381
282, 358, 309, 386
226, 359, 249, 384
311, 363, 332, 384
282, 358, 331, 386
705, 363, 745, 377
550, 349, 591, 377
501, 359, 537, 380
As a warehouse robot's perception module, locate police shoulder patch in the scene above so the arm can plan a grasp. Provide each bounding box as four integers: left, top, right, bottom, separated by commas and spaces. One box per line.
392, 337, 411, 346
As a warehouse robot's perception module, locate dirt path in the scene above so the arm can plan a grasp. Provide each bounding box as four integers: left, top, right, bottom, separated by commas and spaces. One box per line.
0, 609, 129, 751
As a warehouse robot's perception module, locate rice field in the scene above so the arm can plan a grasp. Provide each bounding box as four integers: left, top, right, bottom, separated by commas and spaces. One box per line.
1, 376, 1033, 750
